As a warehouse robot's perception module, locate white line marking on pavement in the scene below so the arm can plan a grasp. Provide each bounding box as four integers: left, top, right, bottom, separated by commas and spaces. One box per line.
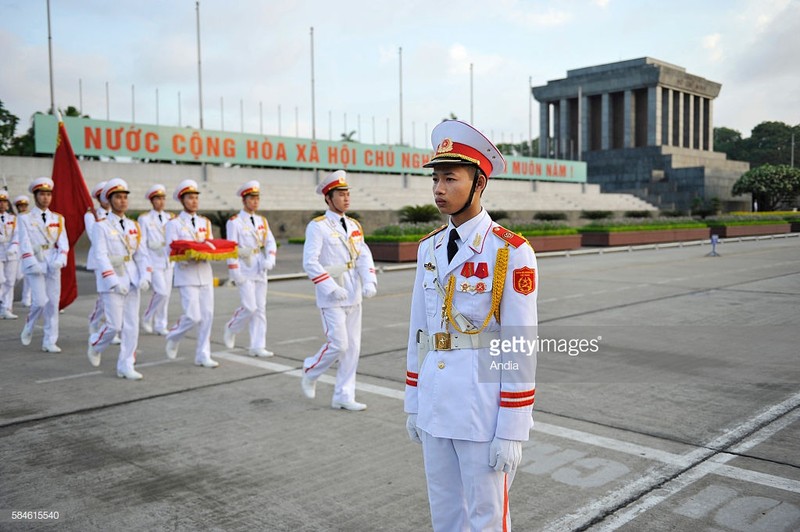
212, 351, 406, 400
547, 390, 800, 531
137, 357, 185, 368
274, 336, 319, 345
36, 371, 103, 383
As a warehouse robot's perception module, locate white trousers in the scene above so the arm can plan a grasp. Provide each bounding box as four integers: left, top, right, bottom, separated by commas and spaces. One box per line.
166, 284, 214, 363
24, 270, 61, 346
226, 277, 268, 349
0, 259, 19, 312
89, 288, 141, 373
303, 304, 362, 403
419, 430, 514, 532
88, 296, 105, 334
20, 267, 30, 306
142, 266, 173, 331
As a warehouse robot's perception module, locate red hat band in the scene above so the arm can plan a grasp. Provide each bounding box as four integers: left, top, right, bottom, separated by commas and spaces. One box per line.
431, 140, 493, 177
321, 178, 348, 195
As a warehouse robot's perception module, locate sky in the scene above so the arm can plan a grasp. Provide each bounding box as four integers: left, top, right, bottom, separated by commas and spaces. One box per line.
1, 0, 798, 148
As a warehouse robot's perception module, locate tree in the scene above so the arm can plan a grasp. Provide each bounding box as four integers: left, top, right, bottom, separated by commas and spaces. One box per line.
340, 130, 357, 142
732, 164, 800, 211
715, 121, 799, 167
0, 100, 20, 153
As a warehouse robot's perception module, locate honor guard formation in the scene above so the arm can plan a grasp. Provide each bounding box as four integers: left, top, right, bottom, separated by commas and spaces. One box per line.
1, 120, 539, 531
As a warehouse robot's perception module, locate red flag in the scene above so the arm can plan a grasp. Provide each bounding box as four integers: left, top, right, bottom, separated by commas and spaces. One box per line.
50, 116, 94, 310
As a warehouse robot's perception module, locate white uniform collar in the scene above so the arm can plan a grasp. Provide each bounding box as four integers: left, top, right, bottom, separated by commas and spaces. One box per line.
443, 209, 490, 251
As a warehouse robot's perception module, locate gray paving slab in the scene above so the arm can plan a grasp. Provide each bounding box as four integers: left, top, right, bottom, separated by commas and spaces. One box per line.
1, 237, 799, 531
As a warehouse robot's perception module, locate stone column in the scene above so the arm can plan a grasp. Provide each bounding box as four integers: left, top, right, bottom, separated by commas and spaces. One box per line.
558, 98, 569, 158
580, 90, 589, 160
686, 93, 695, 149
624, 90, 634, 148
647, 85, 662, 146
539, 102, 549, 156
707, 98, 714, 151
601, 92, 610, 150
696, 96, 705, 151
675, 90, 684, 147
664, 88, 673, 146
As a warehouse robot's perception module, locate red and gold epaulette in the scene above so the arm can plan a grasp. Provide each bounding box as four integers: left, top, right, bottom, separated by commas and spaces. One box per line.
229, 214, 238, 221
492, 226, 527, 248
419, 224, 447, 242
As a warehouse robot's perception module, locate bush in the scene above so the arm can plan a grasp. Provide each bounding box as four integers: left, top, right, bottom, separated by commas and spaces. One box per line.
578, 217, 706, 233
398, 204, 441, 223
691, 197, 721, 218
705, 215, 787, 227
624, 210, 652, 218
580, 210, 613, 220
534, 211, 568, 221
487, 210, 509, 221
660, 209, 687, 217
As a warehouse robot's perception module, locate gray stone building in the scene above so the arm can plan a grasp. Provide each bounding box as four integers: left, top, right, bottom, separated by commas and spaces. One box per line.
532, 57, 750, 211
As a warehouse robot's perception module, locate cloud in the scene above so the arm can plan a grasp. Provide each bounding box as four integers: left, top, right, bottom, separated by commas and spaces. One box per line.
702, 33, 723, 62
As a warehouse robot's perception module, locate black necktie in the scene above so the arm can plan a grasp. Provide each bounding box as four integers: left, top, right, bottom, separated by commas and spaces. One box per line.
119, 218, 125, 231
1, 214, 4, 223
250, 215, 256, 227
191, 216, 196, 228
158, 213, 162, 223
42, 212, 47, 224
340, 217, 347, 234
447, 230, 459, 263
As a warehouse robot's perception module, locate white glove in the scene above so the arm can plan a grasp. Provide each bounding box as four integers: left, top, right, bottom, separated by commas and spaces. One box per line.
229, 268, 244, 285
362, 283, 377, 299
266, 258, 276, 271
139, 279, 151, 292
406, 414, 422, 444
489, 437, 522, 473
51, 253, 67, 270
331, 286, 348, 301
115, 283, 130, 296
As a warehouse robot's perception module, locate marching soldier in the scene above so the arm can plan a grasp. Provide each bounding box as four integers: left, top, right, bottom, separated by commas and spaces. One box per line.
138, 184, 175, 336
86, 179, 151, 380
0, 190, 20, 319
223, 180, 278, 357
13, 195, 31, 308
301, 170, 377, 411
18, 177, 69, 352
164, 179, 219, 368
85, 181, 109, 337
404, 120, 538, 531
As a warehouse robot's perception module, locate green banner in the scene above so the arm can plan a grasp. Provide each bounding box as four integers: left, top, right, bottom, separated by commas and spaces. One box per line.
34, 114, 586, 182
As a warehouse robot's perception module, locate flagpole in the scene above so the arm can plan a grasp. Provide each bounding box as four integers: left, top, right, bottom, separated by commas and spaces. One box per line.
195, 0, 206, 181
46, 0, 55, 114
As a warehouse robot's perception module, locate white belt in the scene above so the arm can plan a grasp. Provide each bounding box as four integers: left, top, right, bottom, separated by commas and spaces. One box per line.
417, 330, 500, 352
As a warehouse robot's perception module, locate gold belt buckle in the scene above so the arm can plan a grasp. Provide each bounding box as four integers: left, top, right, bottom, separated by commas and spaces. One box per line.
41, 244, 50, 250
123, 256, 131, 262
434, 332, 451, 351
346, 261, 354, 269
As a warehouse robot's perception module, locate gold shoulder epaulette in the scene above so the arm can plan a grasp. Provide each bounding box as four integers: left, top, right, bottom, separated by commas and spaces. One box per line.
419, 224, 447, 242
229, 214, 238, 221
492, 225, 528, 248
313, 215, 326, 222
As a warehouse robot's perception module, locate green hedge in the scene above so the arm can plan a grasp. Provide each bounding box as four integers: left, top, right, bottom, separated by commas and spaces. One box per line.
578, 217, 706, 233
705, 215, 788, 227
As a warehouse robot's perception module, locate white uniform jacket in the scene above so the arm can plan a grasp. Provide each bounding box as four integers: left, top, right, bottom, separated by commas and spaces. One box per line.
92, 214, 151, 293
303, 210, 377, 309
225, 210, 277, 281
84, 208, 107, 271
405, 210, 538, 442
19, 207, 69, 275
138, 209, 174, 270
0, 212, 19, 261
165, 211, 213, 287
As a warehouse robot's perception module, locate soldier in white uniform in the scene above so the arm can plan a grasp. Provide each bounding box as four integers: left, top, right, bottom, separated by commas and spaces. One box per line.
85, 182, 109, 336
87, 179, 152, 380
13, 195, 31, 308
18, 177, 69, 352
405, 120, 538, 531
164, 179, 219, 368
223, 180, 278, 357
0, 190, 20, 319
300, 170, 378, 411
138, 184, 174, 336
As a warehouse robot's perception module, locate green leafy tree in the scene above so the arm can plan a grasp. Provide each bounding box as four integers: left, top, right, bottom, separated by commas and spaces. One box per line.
340, 130, 357, 142
715, 121, 799, 167
713, 127, 742, 156
0, 100, 20, 153
398, 204, 441, 223
732, 164, 800, 211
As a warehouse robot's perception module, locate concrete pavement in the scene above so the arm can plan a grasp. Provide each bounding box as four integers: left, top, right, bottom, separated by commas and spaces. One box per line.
1, 236, 799, 531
